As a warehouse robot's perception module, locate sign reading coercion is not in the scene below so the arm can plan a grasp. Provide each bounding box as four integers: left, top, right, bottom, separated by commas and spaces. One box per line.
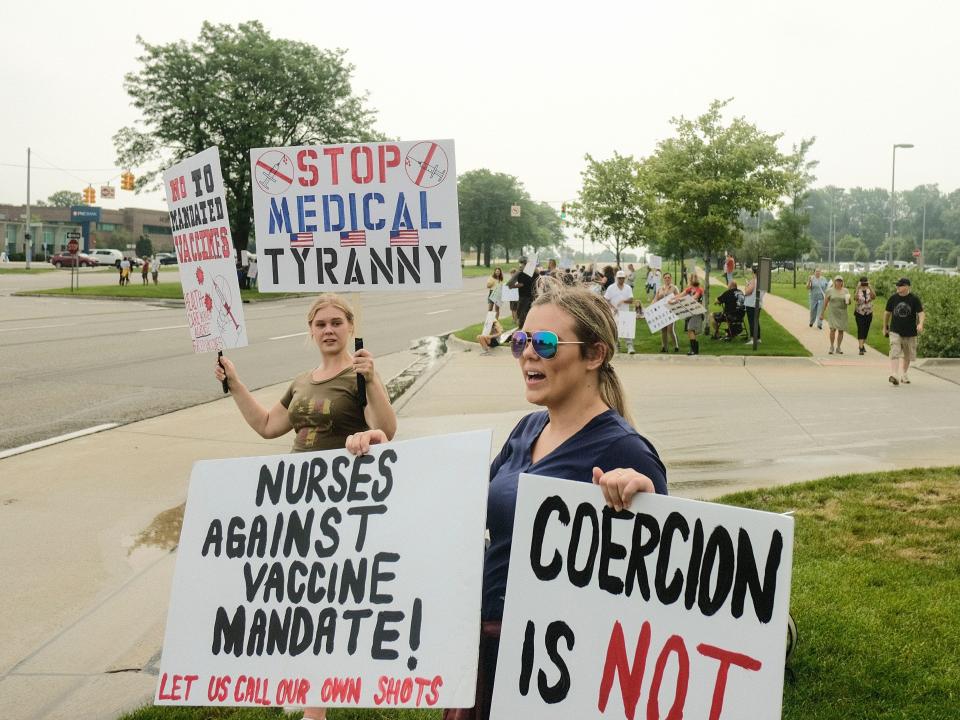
156, 430, 491, 710
491, 474, 794, 720
249, 139, 462, 292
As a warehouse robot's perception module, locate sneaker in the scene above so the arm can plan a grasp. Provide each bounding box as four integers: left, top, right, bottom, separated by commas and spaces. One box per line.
809, 323, 813, 327
628, 348, 635, 355
673, 346, 680, 352
837, 349, 843, 355
859, 348, 865, 355
687, 350, 696, 356
889, 375, 900, 386
828, 347, 834, 354
660, 347, 666, 353
901, 375, 910, 384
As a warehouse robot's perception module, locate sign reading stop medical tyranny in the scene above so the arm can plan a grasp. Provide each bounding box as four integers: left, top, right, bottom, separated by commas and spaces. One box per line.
249, 140, 462, 292
491, 474, 794, 720
163, 146, 248, 353
156, 431, 490, 710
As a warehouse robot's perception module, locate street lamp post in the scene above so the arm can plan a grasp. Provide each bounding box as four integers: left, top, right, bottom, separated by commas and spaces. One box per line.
888, 143, 915, 265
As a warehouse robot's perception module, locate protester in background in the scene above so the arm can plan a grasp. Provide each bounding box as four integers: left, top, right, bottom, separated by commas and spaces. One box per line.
652, 268, 662, 296
645, 267, 656, 298
151, 257, 160, 285
604, 270, 638, 354
821, 275, 851, 354
883, 277, 925, 386
626, 263, 636, 285
476, 318, 505, 355
673, 274, 705, 355
507, 257, 534, 328
119, 257, 131, 286
215, 294, 398, 720
602, 264, 616, 289
743, 265, 763, 344
445, 278, 667, 720
853, 275, 876, 355
654, 271, 681, 352
246, 257, 258, 289
806, 268, 829, 329
141, 257, 150, 285
486, 267, 504, 319
586, 271, 605, 295
724, 252, 735, 284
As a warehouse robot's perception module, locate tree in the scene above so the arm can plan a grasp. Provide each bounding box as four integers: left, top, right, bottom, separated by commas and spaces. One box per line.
136, 235, 154, 258
765, 139, 818, 286
924, 238, 956, 266
835, 235, 868, 261
644, 99, 793, 306
458, 169, 525, 266
114, 21, 380, 251
571, 152, 647, 267
43, 190, 82, 208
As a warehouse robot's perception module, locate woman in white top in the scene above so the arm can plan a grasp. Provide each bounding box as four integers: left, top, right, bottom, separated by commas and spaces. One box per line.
486, 267, 504, 319
743, 266, 764, 344
653, 272, 681, 352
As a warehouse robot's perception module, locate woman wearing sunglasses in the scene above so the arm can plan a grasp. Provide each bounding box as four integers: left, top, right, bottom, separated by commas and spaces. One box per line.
446, 278, 668, 720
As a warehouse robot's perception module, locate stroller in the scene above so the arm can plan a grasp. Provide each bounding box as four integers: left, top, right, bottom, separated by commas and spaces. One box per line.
712, 308, 746, 341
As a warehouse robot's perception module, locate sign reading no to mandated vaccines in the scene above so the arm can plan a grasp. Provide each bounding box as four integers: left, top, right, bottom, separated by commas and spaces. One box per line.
249, 140, 462, 292
156, 431, 490, 709
491, 474, 794, 720
163, 146, 249, 353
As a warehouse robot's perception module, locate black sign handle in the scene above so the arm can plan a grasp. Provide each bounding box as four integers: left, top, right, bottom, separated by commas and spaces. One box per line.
355, 338, 367, 407
217, 351, 229, 394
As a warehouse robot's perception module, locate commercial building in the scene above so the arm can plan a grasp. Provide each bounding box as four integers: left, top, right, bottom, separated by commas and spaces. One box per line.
0, 203, 172, 258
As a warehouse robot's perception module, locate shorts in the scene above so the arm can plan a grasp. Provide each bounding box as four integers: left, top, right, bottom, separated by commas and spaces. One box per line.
685, 314, 704, 333
889, 333, 917, 361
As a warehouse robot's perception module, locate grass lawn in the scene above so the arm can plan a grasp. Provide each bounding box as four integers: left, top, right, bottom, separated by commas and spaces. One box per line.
19, 284, 304, 302
0, 266, 58, 274
119, 466, 960, 720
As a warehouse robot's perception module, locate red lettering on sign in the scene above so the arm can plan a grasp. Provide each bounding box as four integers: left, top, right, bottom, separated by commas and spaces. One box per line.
697, 643, 762, 720
598, 620, 651, 718
351, 146, 375, 184
158, 673, 198, 702
297, 149, 319, 187
323, 147, 345, 185
379, 144, 401, 182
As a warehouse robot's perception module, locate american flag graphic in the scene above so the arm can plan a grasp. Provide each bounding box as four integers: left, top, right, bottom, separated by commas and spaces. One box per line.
289, 232, 314, 248
340, 230, 367, 247
389, 229, 420, 246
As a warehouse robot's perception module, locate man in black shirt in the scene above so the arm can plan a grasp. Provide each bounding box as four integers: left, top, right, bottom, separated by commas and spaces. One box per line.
508, 256, 535, 328
883, 277, 925, 386
711, 280, 744, 338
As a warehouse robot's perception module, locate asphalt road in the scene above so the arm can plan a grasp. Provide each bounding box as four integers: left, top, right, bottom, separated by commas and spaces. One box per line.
0, 273, 490, 451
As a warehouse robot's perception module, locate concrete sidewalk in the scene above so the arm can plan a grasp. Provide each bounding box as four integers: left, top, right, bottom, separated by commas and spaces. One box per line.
2, 341, 960, 720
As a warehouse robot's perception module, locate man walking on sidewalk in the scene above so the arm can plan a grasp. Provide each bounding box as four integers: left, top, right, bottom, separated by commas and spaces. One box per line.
806, 268, 829, 329
883, 277, 925, 386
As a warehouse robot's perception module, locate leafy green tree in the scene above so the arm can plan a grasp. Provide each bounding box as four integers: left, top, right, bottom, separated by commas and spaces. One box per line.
644, 100, 795, 304
114, 21, 380, 251
571, 152, 647, 267
42, 190, 82, 208
458, 169, 525, 266
835, 235, 868, 262
924, 238, 956, 266
136, 236, 154, 258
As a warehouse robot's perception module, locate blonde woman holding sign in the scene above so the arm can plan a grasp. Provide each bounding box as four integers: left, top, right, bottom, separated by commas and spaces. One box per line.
215, 293, 397, 720
445, 277, 668, 720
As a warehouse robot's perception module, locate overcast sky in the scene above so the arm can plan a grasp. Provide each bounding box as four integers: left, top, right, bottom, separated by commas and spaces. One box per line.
2, 0, 957, 218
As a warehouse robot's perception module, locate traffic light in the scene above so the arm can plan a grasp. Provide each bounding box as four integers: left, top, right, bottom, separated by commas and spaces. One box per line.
83, 186, 96, 204
560, 202, 567, 223
121, 171, 135, 191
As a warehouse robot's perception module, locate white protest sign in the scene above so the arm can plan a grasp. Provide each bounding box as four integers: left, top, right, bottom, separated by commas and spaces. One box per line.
156, 430, 491, 710
616, 310, 637, 340
482, 311, 496, 336
491, 474, 794, 720
249, 140, 462, 292
643, 295, 706, 333
501, 286, 519, 303
523, 253, 539, 278
647, 254, 662, 270
164, 147, 248, 353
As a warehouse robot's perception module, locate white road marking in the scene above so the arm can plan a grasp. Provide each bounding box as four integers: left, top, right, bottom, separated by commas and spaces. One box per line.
270, 331, 308, 340
0, 423, 119, 460
0, 323, 73, 333
424, 294, 446, 299
138, 324, 188, 332
426, 309, 452, 316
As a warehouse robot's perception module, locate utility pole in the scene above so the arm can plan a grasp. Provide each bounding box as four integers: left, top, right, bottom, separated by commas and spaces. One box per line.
25, 147, 32, 270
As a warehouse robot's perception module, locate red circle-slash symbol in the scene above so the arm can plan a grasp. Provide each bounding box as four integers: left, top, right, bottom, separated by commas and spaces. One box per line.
404, 142, 448, 189
204, 293, 213, 312
254, 150, 294, 195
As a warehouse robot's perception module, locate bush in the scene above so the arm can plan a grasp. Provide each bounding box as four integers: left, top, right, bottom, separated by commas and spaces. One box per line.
837, 268, 960, 358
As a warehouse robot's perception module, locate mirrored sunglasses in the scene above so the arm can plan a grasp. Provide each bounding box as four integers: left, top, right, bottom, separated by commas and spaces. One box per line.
511, 330, 584, 360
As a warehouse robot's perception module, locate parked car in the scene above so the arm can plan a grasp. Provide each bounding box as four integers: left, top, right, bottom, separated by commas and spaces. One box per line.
87, 248, 125, 267
154, 252, 178, 266
50, 252, 97, 268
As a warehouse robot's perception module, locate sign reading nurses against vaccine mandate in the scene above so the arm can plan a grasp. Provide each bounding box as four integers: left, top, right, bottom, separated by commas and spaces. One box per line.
491, 474, 794, 720
163, 147, 248, 353
156, 430, 491, 710
249, 140, 462, 292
